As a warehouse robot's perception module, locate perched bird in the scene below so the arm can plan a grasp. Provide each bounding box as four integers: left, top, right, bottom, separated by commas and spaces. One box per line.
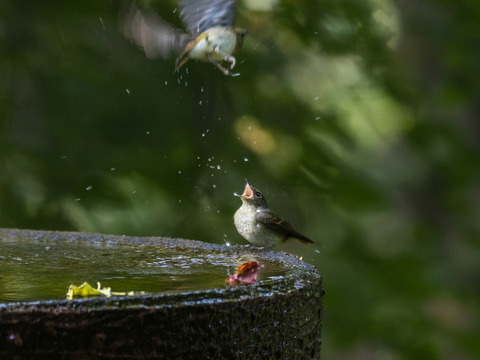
120, 0, 246, 75
233, 180, 315, 248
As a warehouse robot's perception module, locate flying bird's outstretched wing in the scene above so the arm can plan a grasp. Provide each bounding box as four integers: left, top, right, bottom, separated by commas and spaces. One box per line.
179, 0, 238, 37
120, 1, 190, 59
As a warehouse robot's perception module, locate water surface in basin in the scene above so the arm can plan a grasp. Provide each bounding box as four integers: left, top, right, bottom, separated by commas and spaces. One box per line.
0, 235, 287, 303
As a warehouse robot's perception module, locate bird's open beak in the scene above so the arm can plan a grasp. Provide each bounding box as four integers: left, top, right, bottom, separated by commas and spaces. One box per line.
241, 179, 254, 199
234, 179, 253, 199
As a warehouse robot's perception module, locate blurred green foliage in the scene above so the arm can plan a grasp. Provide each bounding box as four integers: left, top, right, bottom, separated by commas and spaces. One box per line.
1, 0, 479, 358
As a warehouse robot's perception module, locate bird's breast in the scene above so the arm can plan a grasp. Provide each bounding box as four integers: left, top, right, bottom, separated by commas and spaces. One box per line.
188, 27, 237, 60
233, 203, 257, 236
234, 203, 284, 247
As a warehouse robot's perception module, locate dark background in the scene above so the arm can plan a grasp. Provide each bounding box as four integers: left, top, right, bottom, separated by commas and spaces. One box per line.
1, 0, 479, 358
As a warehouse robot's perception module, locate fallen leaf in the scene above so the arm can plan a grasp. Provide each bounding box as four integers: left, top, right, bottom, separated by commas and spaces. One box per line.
226, 261, 264, 285
66, 282, 144, 300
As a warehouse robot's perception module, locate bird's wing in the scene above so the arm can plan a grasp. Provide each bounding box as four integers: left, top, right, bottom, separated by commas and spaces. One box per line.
120, 1, 191, 59
256, 210, 314, 244
179, 0, 238, 37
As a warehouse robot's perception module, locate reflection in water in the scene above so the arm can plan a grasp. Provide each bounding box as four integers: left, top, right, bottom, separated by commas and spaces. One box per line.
0, 235, 286, 303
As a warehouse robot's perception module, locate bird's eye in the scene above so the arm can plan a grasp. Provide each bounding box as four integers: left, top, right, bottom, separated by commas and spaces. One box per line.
255, 191, 262, 198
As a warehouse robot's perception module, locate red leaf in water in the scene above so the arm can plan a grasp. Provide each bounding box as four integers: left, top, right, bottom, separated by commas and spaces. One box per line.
226, 261, 264, 285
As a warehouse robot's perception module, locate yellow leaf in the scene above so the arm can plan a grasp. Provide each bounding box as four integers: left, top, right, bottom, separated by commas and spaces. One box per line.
66, 282, 111, 299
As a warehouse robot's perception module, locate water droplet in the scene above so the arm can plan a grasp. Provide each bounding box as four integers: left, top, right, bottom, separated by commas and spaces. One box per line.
243, 158, 249, 162
126, 88, 130, 94
86, 186, 92, 191
110, 168, 116, 171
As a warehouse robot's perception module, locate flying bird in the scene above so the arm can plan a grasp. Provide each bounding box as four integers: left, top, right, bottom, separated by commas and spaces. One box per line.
120, 0, 246, 75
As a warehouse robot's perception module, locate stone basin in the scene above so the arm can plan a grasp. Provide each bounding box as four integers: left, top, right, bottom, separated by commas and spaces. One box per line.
0, 228, 324, 359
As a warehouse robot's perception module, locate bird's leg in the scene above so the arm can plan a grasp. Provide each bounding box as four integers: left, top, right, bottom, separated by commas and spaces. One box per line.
207, 55, 230, 75
213, 46, 236, 69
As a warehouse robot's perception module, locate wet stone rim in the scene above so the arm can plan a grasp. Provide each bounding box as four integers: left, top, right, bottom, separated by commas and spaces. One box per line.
0, 228, 324, 359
